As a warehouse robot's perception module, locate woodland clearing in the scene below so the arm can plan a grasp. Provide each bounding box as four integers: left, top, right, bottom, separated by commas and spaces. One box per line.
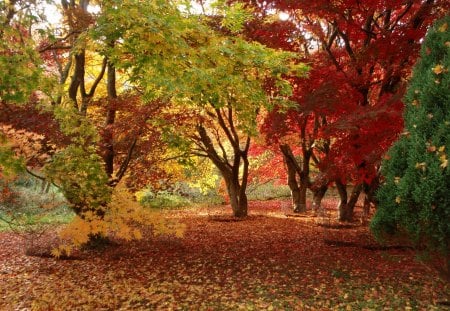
0, 199, 449, 310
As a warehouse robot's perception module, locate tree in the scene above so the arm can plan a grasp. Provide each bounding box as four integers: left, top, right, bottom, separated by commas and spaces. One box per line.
371, 16, 450, 281
0, 0, 190, 251
99, 0, 306, 217
0, 0, 44, 106
260, 61, 336, 213
241, 0, 448, 220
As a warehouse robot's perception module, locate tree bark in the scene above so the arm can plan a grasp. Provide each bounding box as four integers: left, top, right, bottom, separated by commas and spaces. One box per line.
336, 180, 349, 221
347, 184, 362, 214
225, 180, 248, 218
361, 195, 371, 224
280, 144, 308, 213
196, 120, 249, 218
104, 60, 117, 178
282, 147, 302, 212
312, 184, 327, 214
337, 181, 363, 222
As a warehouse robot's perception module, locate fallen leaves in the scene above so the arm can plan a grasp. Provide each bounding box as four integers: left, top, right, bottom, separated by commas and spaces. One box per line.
0, 200, 448, 309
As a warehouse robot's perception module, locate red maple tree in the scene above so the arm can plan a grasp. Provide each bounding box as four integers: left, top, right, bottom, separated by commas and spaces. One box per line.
244, 0, 448, 220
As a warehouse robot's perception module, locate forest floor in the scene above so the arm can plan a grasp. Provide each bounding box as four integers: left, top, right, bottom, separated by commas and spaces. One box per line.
0, 199, 449, 310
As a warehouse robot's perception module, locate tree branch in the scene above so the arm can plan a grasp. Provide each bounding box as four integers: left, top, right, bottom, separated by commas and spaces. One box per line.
115, 137, 138, 183
87, 57, 107, 97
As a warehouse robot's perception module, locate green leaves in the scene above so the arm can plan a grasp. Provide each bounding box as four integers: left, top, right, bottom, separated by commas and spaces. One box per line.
44, 106, 111, 212
216, 2, 254, 34
0, 134, 25, 178
95, 0, 303, 116
0, 26, 42, 105
372, 16, 450, 261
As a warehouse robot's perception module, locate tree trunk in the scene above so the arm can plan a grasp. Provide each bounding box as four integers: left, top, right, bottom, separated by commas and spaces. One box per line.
104, 61, 117, 178
336, 181, 349, 221
296, 183, 308, 213
237, 188, 248, 218
361, 195, 371, 224
195, 109, 250, 218
337, 181, 362, 222
280, 144, 307, 213
312, 185, 327, 214
224, 175, 248, 218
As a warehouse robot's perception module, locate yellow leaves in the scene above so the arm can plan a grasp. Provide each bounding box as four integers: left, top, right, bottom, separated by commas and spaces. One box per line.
400, 131, 410, 137
415, 162, 426, 171
53, 181, 186, 257
421, 145, 448, 169
411, 100, 419, 107
394, 176, 401, 184
439, 154, 448, 169
133, 229, 142, 240
395, 196, 401, 204
432, 64, 445, 75
432, 63, 447, 84
438, 22, 448, 33
433, 145, 448, 169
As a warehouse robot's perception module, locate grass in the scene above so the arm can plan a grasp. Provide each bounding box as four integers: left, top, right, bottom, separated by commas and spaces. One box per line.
0, 206, 75, 232
0, 182, 74, 232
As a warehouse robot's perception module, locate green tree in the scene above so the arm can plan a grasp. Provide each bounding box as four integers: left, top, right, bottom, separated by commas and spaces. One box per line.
371, 16, 450, 281
97, 0, 305, 217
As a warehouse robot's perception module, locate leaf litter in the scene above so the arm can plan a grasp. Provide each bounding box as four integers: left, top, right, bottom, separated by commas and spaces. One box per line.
0, 199, 448, 310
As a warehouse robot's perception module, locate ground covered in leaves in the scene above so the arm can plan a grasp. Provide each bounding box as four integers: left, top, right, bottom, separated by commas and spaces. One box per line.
0, 199, 449, 310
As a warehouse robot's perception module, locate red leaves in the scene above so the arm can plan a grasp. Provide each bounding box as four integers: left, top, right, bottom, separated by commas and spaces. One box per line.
246, 0, 449, 186
0, 201, 448, 309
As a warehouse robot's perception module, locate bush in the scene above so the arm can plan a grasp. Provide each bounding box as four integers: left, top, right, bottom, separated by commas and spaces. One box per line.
246, 181, 291, 201
137, 181, 224, 209
0, 176, 74, 254
371, 16, 450, 281
138, 190, 192, 209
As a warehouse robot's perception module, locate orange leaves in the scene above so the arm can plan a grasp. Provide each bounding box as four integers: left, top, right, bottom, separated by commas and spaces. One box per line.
0, 124, 53, 169
439, 154, 448, 169
0, 200, 448, 309
52, 181, 186, 257
438, 22, 448, 33
425, 144, 448, 169
432, 64, 445, 75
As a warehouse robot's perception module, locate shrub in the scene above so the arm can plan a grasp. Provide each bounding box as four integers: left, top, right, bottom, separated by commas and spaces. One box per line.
371, 16, 450, 281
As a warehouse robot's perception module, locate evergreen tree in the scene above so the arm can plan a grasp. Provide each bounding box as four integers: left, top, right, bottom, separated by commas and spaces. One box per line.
371, 16, 450, 280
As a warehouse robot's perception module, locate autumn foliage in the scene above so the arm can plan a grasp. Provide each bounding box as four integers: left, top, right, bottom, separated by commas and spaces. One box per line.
0, 202, 449, 309
1, 0, 450, 301
242, 0, 449, 220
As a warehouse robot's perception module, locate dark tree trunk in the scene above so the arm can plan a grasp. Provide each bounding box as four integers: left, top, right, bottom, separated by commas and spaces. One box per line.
104, 61, 117, 178
282, 148, 302, 212
223, 174, 248, 218
362, 195, 371, 224
312, 184, 327, 214
337, 181, 363, 222
361, 176, 380, 223
196, 117, 250, 218
297, 183, 308, 213
336, 180, 349, 221
347, 184, 362, 214
280, 144, 308, 213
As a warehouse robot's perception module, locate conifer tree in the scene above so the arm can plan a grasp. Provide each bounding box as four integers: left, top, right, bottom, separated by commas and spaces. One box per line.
371, 16, 450, 280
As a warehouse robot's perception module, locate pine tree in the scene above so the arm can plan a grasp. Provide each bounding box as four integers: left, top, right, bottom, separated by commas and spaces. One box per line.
371, 16, 450, 281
